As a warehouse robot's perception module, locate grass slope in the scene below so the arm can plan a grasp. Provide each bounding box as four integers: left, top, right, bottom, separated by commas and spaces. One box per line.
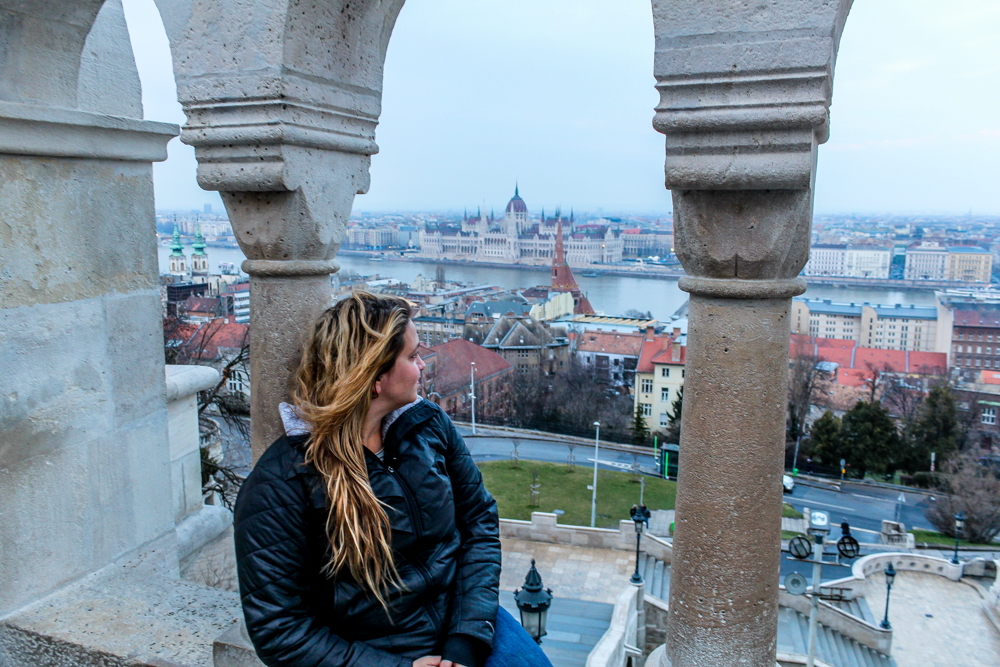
478, 460, 676, 529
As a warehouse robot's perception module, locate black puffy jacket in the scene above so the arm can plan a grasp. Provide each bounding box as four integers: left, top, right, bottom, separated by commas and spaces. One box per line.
234, 399, 501, 667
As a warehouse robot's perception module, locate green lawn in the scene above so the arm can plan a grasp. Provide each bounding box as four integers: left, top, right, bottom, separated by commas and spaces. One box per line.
910, 529, 984, 548
782, 530, 806, 540
478, 460, 676, 529
783, 503, 803, 519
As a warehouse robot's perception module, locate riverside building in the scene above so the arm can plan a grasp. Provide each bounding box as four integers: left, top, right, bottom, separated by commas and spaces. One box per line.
791, 298, 940, 352
418, 186, 624, 265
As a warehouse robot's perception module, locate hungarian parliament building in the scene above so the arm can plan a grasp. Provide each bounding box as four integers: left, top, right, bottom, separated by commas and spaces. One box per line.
418, 187, 624, 265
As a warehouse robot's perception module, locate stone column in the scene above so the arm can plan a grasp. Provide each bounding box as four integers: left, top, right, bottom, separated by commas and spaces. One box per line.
648, 2, 853, 665
157, 0, 406, 460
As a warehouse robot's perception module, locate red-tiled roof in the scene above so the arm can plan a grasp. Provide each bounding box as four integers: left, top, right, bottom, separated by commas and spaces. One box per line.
576, 330, 645, 357
426, 339, 512, 398
792, 335, 946, 387
165, 318, 248, 360
637, 334, 685, 373
184, 296, 220, 313
953, 309, 1000, 328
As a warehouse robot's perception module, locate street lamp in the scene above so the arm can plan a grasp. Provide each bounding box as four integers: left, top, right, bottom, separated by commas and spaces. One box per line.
879, 562, 896, 630
469, 362, 476, 435
590, 421, 601, 528
514, 559, 553, 644
630, 504, 651, 584
952, 512, 965, 565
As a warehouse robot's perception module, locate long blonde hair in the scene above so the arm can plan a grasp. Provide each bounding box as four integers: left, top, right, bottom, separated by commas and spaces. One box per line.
294, 291, 413, 610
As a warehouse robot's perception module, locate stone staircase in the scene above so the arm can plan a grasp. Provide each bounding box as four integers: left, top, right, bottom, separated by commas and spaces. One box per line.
638, 553, 670, 601
639, 555, 895, 667
777, 606, 894, 667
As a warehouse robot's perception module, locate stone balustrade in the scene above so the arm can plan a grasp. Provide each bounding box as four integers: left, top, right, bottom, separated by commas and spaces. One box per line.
586, 583, 642, 667
500, 512, 673, 563
776, 589, 892, 655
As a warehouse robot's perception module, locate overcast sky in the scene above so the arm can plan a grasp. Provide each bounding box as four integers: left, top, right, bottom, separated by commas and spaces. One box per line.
123, 0, 1000, 217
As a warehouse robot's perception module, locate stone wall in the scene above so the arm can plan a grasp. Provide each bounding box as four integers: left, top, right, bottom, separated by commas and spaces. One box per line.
0, 0, 177, 616
500, 512, 673, 562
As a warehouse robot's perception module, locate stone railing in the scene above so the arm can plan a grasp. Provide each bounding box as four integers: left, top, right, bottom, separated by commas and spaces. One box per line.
984, 560, 1000, 634
165, 365, 233, 562
644, 595, 670, 656
500, 512, 672, 562
849, 552, 963, 582
586, 583, 642, 667
777, 588, 891, 655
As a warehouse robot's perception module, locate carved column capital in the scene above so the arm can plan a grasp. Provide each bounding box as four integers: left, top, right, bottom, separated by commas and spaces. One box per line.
156, 0, 406, 262
652, 0, 853, 191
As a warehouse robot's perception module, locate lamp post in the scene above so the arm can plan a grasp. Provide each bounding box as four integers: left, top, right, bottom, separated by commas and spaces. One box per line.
469, 362, 476, 435
630, 504, 651, 584
590, 421, 600, 528
880, 562, 896, 630
514, 559, 553, 644
952, 512, 965, 565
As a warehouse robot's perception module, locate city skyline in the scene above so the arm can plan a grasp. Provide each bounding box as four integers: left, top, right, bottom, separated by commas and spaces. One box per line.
124, 0, 1000, 216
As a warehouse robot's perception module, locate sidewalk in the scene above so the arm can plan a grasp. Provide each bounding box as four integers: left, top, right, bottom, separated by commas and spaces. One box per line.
864, 570, 1000, 667
500, 538, 636, 605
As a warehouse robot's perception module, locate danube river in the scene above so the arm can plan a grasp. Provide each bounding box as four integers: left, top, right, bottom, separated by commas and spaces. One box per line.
158, 245, 936, 323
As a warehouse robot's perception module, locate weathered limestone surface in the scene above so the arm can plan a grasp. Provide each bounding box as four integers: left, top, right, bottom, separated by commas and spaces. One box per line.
0, 0, 176, 619
156, 0, 407, 460
649, 1, 853, 666
0, 537, 242, 667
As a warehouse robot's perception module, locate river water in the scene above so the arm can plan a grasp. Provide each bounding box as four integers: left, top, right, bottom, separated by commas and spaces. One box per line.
158, 245, 936, 322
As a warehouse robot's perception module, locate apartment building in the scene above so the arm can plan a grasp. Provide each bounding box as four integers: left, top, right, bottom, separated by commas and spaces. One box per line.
904, 241, 948, 280
803, 244, 891, 279
791, 298, 938, 352
946, 247, 993, 283
633, 327, 686, 435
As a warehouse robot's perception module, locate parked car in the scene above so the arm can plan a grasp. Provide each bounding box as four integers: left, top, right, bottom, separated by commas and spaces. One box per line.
782, 474, 795, 494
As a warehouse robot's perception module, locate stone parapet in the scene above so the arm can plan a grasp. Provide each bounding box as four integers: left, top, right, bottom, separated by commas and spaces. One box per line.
0, 534, 241, 666
777, 589, 891, 655
586, 583, 641, 667
500, 513, 672, 563
166, 365, 220, 524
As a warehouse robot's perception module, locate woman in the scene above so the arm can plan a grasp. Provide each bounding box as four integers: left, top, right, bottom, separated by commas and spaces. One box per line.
234, 292, 552, 667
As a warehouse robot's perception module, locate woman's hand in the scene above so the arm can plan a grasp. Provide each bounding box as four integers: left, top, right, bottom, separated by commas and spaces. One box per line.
412, 657, 442, 667
439, 661, 466, 667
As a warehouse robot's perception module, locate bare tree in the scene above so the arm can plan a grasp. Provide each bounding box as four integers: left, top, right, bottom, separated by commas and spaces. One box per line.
788, 348, 829, 440
882, 375, 924, 426
926, 453, 1000, 543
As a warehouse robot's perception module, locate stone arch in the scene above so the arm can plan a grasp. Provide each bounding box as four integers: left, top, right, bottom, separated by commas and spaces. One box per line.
152, 1, 409, 457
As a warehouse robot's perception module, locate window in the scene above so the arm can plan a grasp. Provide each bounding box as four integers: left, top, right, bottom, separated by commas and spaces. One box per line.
661, 367, 670, 378
661, 388, 670, 402
660, 413, 669, 428
682, 370, 685, 378
983, 407, 996, 425
641, 403, 652, 417
641, 379, 653, 393
518, 349, 529, 358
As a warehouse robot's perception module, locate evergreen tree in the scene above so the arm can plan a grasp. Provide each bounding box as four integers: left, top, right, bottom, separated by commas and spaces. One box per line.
666, 385, 683, 443
904, 384, 958, 473
839, 400, 901, 479
808, 411, 843, 466
630, 401, 650, 446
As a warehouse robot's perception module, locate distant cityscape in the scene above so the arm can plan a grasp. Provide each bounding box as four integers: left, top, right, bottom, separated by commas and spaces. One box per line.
157, 190, 1000, 287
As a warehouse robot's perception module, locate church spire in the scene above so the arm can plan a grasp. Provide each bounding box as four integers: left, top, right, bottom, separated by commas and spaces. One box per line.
169, 224, 185, 257
515, 182, 519, 197
192, 223, 207, 256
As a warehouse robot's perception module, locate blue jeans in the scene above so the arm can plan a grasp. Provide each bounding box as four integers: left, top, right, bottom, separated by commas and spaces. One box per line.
484, 607, 554, 667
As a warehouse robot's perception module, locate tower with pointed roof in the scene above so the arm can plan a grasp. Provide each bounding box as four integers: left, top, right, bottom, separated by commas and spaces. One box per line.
191, 224, 209, 275
168, 225, 189, 276
551, 218, 595, 314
